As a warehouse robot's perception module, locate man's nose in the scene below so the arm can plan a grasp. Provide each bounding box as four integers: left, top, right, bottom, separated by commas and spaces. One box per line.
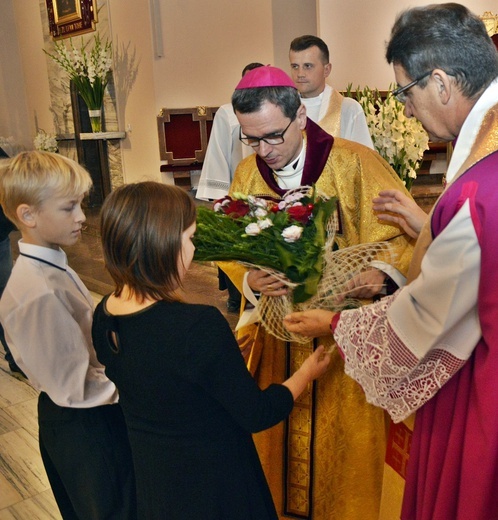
257, 140, 272, 156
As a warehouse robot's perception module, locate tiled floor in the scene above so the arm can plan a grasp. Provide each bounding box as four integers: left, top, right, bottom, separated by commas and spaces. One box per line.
0, 354, 61, 519
0, 202, 239, 518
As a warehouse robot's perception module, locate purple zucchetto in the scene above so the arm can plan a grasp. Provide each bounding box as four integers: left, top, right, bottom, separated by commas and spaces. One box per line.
235, 65, 297, 90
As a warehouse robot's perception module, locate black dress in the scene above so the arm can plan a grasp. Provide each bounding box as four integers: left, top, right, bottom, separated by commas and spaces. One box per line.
92, 298, 294, 520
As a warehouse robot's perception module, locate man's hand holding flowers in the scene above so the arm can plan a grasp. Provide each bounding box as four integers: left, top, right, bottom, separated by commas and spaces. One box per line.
247, 269, 287, 297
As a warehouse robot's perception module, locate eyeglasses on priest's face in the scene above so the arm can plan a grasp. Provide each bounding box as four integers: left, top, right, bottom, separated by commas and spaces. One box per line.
239, 114, 297, 148
392, 70, 433, 103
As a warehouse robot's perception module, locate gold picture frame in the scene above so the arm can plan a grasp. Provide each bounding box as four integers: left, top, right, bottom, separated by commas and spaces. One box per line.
53, 0, 81, 25
46, 0, 98, 40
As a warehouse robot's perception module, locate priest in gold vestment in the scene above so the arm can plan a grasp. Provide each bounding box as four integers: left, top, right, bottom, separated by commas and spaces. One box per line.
220, 65, 414, 520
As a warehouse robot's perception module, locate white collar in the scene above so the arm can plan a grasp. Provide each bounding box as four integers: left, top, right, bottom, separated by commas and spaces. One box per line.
446, 77, 498, 183
273, 143, 306, 189
18, 240, 68, 270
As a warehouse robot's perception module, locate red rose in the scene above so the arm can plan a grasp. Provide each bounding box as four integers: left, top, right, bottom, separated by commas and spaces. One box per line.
213, 196, 231, 207
224, 199, 251, 218
286, 204, 313, 224
213, 196, 251, 218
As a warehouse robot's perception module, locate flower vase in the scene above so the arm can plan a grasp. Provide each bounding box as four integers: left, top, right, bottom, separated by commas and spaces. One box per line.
88, 108, 102, 133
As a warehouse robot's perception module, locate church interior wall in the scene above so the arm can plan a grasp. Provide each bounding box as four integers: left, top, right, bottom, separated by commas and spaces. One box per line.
318, 0, 497, 90
0, 0, 496, 185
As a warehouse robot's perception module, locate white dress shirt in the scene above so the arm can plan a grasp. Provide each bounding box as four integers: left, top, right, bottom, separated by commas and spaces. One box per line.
0, 241, 118, 407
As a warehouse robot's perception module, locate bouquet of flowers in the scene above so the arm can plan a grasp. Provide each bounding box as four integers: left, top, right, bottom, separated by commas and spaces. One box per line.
195, 187, 336, 304
44, 34, 113, 131
34, 130, 58, 153
195, 186, 394, 343
346, 85, 429, 190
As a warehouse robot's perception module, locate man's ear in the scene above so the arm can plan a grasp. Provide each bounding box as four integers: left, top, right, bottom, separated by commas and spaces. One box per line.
432, 69, 452, 105
16, 204, 37, 228
297, 104, 307, 129
324, 62, 332, 79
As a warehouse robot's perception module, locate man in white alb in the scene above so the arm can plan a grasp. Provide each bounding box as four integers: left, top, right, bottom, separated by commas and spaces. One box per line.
196, 62, 263, 202
289, 34, 374, 149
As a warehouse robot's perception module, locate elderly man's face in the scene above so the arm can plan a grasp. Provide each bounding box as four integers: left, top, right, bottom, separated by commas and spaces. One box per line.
236, 101, 307, 171
394, 64, 457, 142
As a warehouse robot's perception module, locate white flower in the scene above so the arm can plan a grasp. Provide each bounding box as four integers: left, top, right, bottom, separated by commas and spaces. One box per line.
44, 34, 112, 110
214, 198, 231, 212
34, 130, 58, 152
253, 207, 268, 218
257, 218, 273, 230
248, 196, 269, 217
245, 223, 261, 236
282, 225, 303, 243
346, 85, 429, 189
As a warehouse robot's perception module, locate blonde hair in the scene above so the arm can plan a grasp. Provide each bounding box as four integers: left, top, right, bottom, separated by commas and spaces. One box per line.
0, 151, 92, 226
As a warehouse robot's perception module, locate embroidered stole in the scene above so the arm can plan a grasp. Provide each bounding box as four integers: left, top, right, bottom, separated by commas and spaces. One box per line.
317, 88, 343, 137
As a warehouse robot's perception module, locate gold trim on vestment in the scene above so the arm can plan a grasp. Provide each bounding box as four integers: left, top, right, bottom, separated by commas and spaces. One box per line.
317, 88, 343, 137
407, 102, 498, 283
284, 340, 315, 518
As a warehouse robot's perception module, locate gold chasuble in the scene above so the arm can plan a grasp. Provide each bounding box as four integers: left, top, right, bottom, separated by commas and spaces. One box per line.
221, 120, 414, 520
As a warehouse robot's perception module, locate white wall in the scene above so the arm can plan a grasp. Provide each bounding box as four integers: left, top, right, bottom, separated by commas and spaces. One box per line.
107, 0, 159, 183
318, 0, 498, 90
1, 0, 496, 184
0, 0, 50, 150
107, 0, 277, 183
272, 0, 318, 70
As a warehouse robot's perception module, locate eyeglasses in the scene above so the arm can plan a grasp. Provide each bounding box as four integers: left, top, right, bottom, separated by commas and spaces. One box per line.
239, 116, 295, 148
392, 71, 432, 103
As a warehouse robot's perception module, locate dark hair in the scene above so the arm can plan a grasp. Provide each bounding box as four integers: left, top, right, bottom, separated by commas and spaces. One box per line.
386, 3, 498, 99
100, 182, 197, 302
241, 62, 264, 77
290, 35, 330, 64
231, 86, 301, 118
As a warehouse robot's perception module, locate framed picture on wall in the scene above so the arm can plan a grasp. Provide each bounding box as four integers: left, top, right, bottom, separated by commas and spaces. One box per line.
53, 0, 80, 24
46, 0, 98, 40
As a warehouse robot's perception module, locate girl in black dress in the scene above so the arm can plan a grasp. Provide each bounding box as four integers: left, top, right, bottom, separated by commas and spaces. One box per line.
92, 181, 330, 520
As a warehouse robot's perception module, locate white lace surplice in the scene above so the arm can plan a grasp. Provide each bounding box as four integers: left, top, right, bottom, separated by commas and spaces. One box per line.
335, 200, 481, 423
